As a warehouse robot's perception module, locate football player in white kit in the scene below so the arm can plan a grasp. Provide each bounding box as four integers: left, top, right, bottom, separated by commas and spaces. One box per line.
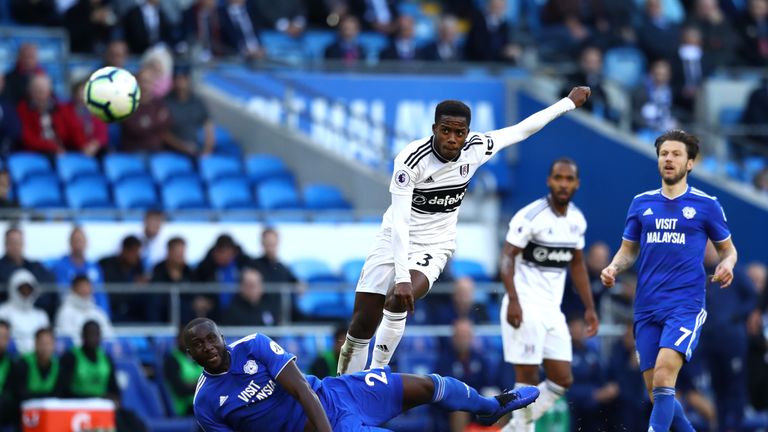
499, 158, 599, 432
337, 87, 592, 376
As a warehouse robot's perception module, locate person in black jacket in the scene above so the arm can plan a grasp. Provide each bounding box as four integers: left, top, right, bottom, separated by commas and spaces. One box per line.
324, 14, 364, 61
221, 268, 280, 326
251, 228, 297, 283
419, 15, 463, 62
64, 0, 117, 54
218, 0, 266, 60
0, 227, 54, 304
380, 15, 419, 61
463, 0, 520, 63
120, 0, 179, 54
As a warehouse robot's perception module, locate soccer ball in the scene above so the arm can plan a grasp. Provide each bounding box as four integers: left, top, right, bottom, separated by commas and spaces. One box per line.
84, 67, 141, 122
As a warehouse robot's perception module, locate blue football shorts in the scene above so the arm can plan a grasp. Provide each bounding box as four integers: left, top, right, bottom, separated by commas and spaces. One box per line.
634, 305, 708, 372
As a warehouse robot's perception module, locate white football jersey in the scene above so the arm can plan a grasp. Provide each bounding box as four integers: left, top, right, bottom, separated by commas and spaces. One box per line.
382, 132, 499, 247
505, 197, 587, 310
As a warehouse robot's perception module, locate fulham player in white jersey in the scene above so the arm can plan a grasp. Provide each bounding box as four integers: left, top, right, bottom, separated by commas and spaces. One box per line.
499, 158, 599, 432
337, 87, 592, 376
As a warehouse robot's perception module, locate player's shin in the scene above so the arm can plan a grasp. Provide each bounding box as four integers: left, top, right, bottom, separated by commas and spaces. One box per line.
337, 333, 371, 375
649, 387, 676, 432
370, 310, 407, 369
427, 374, 499, 414
530, 379, 566, 420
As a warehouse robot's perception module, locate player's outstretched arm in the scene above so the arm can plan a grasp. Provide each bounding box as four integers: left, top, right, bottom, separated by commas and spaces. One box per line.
600, 240, 640, 288
275, 361, 333, 432
486, 86, 590, 152
712, 238, 738, 288
570, 249, 599, 336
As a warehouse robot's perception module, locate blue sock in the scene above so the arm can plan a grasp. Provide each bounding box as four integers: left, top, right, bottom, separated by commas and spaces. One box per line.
671, 399, 695, 432
650, 387, 676, 432
428, 374, 498, 414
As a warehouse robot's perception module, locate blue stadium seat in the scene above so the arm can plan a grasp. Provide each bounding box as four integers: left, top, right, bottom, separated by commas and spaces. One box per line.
57, 153, 101, 183
199, 155, 243, 183
211, 126, 242, 156
296, 291, 351, 320
358, 32, 389, 62
256, 179, 302, 210
340, 258, 365, 284
290, 258, 341, 283
303, 184, 352, 210
451, 258, 492, 282
303, 30, 335, 60
260, 31, 304, 64
113, 177, 159, 210
18, 177, 63, 208
8, 153, 52, 184
208, 177, 254, 210
150, 152, 194, 184
103, 153, 147, 183
162, 179, 207, 210
718, 107, 744, 126
603, 47, 646, 88
245, 154, 293, 185
65, 176, 112, 209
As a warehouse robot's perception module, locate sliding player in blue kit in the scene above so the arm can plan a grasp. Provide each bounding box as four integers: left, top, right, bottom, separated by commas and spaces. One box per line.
185, 318, 539, 432
600, 130, 738, 432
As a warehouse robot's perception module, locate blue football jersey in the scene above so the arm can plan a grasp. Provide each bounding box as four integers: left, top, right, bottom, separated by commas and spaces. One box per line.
193, 333, 321, 432
622, 186, 731, 313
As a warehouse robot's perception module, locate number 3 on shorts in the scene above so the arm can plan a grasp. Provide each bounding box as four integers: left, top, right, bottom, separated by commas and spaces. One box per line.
364, 371, 388, 387
674, 327, 692, 347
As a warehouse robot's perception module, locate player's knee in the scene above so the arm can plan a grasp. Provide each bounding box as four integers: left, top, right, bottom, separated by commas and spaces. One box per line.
383, 293, 408, 313
513, 367, 539, 385
651, 365, 677, 388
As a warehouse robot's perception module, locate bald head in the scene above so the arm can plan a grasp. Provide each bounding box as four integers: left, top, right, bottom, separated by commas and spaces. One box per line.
29, 74, 52, 109
183, 317, 217, 346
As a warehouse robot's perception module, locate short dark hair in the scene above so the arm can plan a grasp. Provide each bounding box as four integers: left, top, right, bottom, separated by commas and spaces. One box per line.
549, 157, 579, 177
214, 234, 236, 249
35, 327, 53, 340
167, 236, 185, 249
122, 235, 141, 250
71, 274, 90, 288
435, 100, 471, 127
0, 320, 10, 330
654, 130, 700, 161
82, 320, 101, 335
144, 209, 164, 220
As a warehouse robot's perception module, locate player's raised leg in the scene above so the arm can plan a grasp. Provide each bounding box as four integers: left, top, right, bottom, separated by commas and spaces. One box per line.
370, 270, 430, 369
338, 292, 385, 375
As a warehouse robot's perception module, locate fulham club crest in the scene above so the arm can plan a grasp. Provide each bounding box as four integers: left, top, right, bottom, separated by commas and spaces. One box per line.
459, 164, 469, 177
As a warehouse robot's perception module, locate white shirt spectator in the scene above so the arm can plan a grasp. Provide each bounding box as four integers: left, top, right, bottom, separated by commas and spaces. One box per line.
0, 269, 49, 353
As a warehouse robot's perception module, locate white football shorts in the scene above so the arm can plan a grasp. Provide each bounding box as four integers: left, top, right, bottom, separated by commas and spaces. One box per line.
500, 294, 572, 364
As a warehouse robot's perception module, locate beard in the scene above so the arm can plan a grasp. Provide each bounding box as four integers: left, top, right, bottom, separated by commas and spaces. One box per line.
661, 166, 687, 185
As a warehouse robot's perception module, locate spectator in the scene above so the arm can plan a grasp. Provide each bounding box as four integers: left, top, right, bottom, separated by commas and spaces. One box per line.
68, 78, 108, 157
380, 15, 419, 61
309, 324, 346, 379
15, 327, 59, 401
193, 234, 253, 284
435, 319, 497, 432
560, 46, 617, 122
119, 69, 172, 153
17, 74, 88, 155
2, 44, 43, 105
220, 268, 280, 326
10, 0, 59, 26
747, 262, 768, 410
432, 277, 490, 325
637, 0, 683, 63
56, 321, 148, 431
252, 0, 306, 36
140, 209, 166, 271
251, 228, 298, 283
740, 77, 768, 150
540, 0, 592, 56
0, 73, 22, 157
0, 227, 54, 290
151, 237, 192, 284
162, 326, 202, 416
348, 0, 398, 34
219, 0, 266, 60
746, 262, 767, 295
738, 0, 768, 66
64, 0, 117, 54
164, 66, 215, 156
440, 0, 478, 17
0, 170, 17, 209
463, 0, 520, 63
307, 0, 347, 29
0, 269, 49, 353
99, 235, 145, 284
0, 320, 16, 428
140, 46, 174, 99
419, 15, 463, 62
102, 40, 128, 69
50, 226, 109, 313
754, 167, 768, 193
671, 26, 713, 113
585, 241, 610, 302
686, 0, 738, 67
120, 0, 179, 54
182, 0, 229, 62
699, 241, 756, 431
632, 59, 679, 134
567, 315, 619, 431
600, 272, 637, 326
55, 275, 113, 346
606, 322, 650, 432
676, 364, 717, 430
324, 14, 363, 62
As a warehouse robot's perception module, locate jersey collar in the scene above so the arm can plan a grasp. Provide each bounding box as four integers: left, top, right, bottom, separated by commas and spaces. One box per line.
660, 185, 690, 200
431, 136, 461, 163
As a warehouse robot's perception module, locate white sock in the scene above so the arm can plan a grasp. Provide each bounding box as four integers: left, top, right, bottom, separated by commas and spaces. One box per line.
504, 383, 535, 432
369, 309, 407, 369
530, 379, 566, 421
337, 333, 371, 375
